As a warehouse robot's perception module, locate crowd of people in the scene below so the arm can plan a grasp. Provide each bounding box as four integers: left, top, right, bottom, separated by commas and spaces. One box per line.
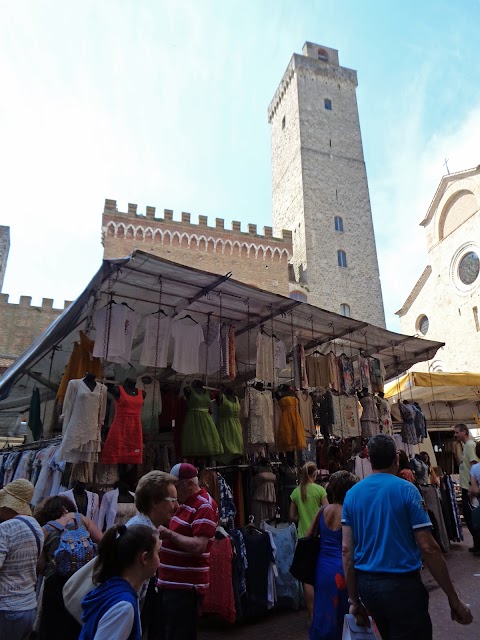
0, 428, 477, 640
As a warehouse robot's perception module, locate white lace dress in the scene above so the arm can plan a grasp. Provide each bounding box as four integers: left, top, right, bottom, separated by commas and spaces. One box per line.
57, 379, 107, 463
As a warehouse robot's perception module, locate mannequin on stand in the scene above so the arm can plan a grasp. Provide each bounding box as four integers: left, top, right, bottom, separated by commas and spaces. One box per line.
98, 475, 137, 531
59, 480, 100, 524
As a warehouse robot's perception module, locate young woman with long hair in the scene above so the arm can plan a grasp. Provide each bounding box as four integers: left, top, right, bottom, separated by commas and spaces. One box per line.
79, 524, 160, 640
289, 462, 328, 623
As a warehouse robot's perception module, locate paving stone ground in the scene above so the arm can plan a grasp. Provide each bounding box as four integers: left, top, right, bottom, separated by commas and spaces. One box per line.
199, 530, 480, 640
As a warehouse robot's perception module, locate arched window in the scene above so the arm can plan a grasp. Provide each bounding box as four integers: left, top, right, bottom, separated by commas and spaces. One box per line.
334, 216, 344, 232
340, 303, 351, 317
290, 290, 307, 303
337, 250, 347, 268
324, 98, 332, 111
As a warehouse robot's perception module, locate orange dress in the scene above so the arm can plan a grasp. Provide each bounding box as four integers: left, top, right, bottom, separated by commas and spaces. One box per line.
277, 396, 307, 451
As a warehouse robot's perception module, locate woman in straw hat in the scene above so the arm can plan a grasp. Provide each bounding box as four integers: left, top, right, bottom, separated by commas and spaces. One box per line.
0, 478, 43, 640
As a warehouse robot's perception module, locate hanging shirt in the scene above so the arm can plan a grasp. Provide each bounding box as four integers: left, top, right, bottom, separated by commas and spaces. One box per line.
171, 318, 205, 374
275, 340, 287, 370
139, 315, 173, 368
108, 309, 141, 365
256, 332, 274, 383
198, 321, 222, 375
93, 305, 129, 359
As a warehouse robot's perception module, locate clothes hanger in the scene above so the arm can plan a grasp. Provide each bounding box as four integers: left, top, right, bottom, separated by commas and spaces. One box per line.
151, 308, 167, 316
179, 314, 198, 324
244, 515, 262, 534
120, 301, 135, 312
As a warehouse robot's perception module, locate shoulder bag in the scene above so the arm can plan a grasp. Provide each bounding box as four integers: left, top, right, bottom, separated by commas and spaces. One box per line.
289, 505, 324, 585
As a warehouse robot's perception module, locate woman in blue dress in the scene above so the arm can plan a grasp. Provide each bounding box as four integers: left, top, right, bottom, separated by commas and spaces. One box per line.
309, 471, 358, 640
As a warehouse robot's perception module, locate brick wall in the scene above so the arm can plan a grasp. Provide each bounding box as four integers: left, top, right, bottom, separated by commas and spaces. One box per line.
102, 200, 292, 295
0, 295, 70, 360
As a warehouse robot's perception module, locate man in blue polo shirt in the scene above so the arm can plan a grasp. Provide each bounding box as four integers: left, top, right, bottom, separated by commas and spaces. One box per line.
342, 434, 472, 639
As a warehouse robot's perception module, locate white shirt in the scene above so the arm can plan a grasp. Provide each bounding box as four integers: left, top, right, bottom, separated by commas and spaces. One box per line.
140, 315, 173, 368
108, 309, 141, 365
0, 517, 44, 611
93, 305, 129, 358
171, 318, 205, 374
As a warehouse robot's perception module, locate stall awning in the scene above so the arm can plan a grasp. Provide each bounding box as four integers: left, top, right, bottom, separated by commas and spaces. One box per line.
385, 371, 480, 405
0, 251, 444, 414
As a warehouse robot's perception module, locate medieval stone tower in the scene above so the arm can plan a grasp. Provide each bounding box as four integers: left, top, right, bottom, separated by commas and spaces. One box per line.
269, 42, 386, 327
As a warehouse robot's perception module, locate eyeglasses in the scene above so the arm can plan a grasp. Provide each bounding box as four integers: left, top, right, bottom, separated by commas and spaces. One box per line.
163, 497, 179, 503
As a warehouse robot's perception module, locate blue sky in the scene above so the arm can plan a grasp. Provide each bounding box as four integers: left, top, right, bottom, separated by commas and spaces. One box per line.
1, 1, 479, 330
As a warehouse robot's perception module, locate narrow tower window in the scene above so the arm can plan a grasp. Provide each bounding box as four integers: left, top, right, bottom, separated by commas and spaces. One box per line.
282, 116, 286, 130
334, 216, 344, 232
473, 306, 480, 332
318, 49, 329, 61
337, 250, 347, 268
340, 303, 351, 317
324, 98, 332, 110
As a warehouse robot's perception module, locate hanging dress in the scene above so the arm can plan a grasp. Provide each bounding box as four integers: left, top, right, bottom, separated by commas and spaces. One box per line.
101, 386, 144, 464
217, 394, 244, 457
181, 388, 224, 457
58, 379, 107, 464
277, 396, 307, 452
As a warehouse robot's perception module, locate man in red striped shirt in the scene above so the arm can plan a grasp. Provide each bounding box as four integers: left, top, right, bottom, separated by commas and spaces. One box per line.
158, 463, 218, 640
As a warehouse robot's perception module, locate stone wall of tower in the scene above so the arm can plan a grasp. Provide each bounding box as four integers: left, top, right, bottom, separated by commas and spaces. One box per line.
269, 43, 386, 327
0, 226, 10, 292
102, 200, 292, 296
0, 295, 70, 361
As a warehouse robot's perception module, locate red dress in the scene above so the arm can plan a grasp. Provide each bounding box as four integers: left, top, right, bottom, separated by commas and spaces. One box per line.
101, 386, 143, 464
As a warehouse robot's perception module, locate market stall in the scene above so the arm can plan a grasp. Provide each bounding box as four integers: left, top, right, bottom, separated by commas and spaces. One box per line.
0, 251, 446, 621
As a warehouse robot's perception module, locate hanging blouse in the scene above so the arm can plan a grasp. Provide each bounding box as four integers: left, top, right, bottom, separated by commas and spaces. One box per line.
377, 397, 393, 435
171, 317, 205, 374
198, 321, 222, 375
256, 332, 275, 383
296, 390, 315, 437
355, 354, 371, 392
337, 354, 355, 395
399, 402, 418, 445
327, 352, 341, 392
107, 309, 141, 365
305, 354, 329, 388
359, 395, 379, 438
241, 387, 274, 444
369, 357, 384, 393
139, 315, 173, 368
57, 379, 107, 464
331, 394, 361, 439
275, 340, 287, 370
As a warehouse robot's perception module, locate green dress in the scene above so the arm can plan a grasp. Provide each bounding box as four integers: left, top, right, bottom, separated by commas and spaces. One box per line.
217, 394, 244, 458
181, 388, 224, 457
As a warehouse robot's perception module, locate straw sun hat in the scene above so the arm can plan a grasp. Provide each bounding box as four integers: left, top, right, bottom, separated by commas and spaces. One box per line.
0, 479, 35, 516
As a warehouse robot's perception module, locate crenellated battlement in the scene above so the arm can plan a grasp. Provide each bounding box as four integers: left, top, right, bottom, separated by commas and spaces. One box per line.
0, 294, 72, 310
103, 199, 293, 246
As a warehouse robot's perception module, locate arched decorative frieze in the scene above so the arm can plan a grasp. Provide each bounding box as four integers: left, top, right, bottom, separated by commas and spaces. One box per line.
117, 224, 125, 239
257, 246, 264, 260
223, 240, 233, 256
145, 229, 153, 242
126, 225, 135, 240
154, 230, 162, 244
107, 222, 116, 237
172, 232, 180, 248
207, 239, 215, 253
136, 228, 144, 241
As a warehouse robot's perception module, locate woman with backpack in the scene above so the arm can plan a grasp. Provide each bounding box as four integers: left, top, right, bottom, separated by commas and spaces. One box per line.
80, 524, 160, 640
34, 495, 103, 640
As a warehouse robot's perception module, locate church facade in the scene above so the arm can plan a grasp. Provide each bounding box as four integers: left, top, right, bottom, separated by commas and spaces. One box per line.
397, 166, 480, 372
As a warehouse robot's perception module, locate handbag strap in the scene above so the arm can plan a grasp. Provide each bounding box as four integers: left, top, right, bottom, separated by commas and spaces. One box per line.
310, 505, 326, 538
15, 516, 42, 556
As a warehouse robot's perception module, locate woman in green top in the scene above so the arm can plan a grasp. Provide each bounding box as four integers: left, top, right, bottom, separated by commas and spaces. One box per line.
289, 462, 328, 624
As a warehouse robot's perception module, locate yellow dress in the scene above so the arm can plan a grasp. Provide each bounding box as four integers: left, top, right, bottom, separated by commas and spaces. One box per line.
277, 396, 307, 451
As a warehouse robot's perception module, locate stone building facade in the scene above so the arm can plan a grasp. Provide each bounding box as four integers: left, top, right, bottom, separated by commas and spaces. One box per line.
269, 42, 385, 326
397, 166, 480, 372
0, 226, 10, 292
0, 295, 70, 373
102, 200, 293, 296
